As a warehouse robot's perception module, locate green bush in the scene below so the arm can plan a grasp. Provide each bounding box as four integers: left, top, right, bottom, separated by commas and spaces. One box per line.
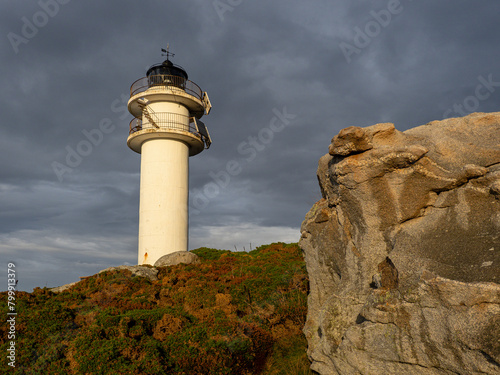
0, 243, 311, 374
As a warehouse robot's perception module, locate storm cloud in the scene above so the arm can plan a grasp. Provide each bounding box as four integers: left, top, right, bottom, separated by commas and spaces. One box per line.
1, 1, 499, 290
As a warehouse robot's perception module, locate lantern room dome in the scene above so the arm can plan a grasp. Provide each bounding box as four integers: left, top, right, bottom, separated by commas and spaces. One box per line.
146, 59, 188, 80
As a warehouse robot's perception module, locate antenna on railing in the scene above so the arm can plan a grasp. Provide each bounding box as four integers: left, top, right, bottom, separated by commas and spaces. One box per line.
161, 43, 175, 61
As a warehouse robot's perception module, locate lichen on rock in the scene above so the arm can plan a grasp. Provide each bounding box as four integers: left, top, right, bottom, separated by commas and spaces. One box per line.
300, 112, 500, 374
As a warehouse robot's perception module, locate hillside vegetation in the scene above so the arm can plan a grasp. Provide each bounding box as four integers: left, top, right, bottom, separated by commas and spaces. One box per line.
0, 243, 311, 374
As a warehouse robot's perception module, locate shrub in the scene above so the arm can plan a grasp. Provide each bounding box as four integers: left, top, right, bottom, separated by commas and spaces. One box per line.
0, 243, 311, 374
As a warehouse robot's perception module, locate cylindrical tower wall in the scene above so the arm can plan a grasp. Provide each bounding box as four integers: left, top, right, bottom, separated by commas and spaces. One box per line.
138, 137, 189, 265
142, 102, 190, 131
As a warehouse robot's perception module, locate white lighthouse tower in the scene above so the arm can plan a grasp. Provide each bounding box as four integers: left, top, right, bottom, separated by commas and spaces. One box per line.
127, 47, 212, 265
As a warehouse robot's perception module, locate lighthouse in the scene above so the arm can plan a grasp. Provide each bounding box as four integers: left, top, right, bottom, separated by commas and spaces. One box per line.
127, 47, 212, 265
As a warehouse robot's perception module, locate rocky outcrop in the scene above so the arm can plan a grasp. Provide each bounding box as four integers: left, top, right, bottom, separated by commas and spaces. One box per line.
154, 251, 201, 267
300, 112, 500, 374
50, 254, 202, 293
50, 265, 160, 292
50, 281, 79, 293
98, 265, 159, 281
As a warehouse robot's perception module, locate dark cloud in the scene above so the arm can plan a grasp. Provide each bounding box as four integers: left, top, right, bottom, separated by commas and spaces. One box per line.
1, 0, 500, 290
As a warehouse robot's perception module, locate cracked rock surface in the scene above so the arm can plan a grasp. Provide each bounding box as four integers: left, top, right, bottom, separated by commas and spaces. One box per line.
300, 112, 500, 374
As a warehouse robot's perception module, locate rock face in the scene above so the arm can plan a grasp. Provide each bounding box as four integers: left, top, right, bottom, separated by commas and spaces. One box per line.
300, 112, 500, 374
50, 266, 159, 293
50, 281, 79, 293
154, 251, 201, 267
50, 256, 200, 293
98, 265, 159, 281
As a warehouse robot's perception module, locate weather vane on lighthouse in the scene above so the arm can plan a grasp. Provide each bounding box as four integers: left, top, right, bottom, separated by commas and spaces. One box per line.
161, 43, 175, 60
126, 46, 212, 266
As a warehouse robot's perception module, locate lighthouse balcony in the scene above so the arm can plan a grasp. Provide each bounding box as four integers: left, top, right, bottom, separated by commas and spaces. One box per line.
130, 74, 203, 100
128, 74, 211, 119
129, 112, 211, 149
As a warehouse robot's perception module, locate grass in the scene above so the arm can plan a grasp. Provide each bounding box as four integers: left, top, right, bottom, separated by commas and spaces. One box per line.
0, 243, 312, 375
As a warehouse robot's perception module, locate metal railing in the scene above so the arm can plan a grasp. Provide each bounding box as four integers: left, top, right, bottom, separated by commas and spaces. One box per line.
129, 112, 211, 149
129, 112, 196, 134
130, 74, 203, 99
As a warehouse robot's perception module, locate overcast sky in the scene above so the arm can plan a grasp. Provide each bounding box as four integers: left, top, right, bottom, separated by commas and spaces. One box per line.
1, 1, 499, 291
